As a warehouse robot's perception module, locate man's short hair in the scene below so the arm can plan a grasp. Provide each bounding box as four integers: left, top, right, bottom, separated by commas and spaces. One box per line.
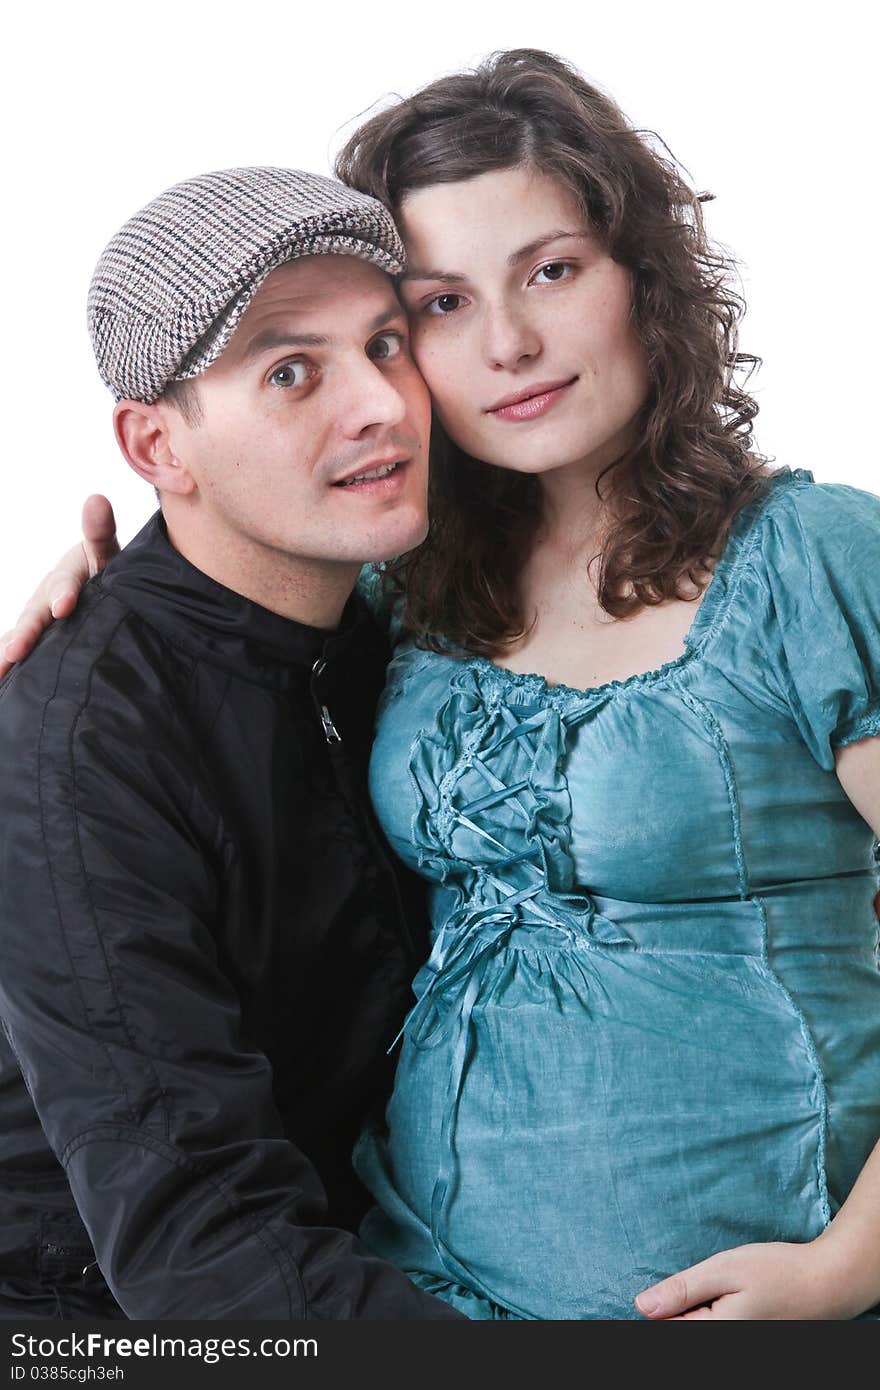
160, 377, 203, 427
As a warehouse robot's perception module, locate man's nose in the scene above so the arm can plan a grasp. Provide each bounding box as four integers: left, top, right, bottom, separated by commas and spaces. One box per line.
338, 357, 408, 437
481, 301, 542, 371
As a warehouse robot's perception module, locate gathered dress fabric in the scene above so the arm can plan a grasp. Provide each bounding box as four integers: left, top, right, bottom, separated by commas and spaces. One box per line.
354, 469, 880, 1320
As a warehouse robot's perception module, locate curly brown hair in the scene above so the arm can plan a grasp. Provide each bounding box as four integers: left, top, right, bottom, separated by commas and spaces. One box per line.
335, 48, 772, 655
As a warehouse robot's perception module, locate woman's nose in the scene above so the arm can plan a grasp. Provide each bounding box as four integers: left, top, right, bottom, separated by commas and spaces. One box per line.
481, 302, 542, 371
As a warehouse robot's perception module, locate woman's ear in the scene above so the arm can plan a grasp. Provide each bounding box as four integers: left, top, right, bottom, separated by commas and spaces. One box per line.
113, 400, 197, 496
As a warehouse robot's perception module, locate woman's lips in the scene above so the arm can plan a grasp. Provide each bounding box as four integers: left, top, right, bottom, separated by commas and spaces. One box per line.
486, 377, 578, 421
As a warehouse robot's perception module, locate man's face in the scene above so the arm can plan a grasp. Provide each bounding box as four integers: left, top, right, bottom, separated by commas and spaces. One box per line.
164, 255, 431, 572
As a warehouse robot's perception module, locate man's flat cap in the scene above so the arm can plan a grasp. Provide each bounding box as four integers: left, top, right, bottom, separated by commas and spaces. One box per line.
87, 166, 405, 403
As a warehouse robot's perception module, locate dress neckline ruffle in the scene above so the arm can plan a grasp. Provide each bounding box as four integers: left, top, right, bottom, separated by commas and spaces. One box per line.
463, 467, 815, 705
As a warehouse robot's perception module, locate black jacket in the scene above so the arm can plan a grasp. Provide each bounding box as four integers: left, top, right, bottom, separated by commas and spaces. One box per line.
0, 515, 456, 1319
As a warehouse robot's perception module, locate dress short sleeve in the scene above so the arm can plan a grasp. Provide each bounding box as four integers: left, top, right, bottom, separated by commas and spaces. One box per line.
758, 480, 880, 769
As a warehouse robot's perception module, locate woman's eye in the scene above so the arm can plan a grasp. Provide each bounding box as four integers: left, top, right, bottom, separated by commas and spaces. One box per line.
368, 332, 403, 361
425, 293, 464, 316
268, 360, 309, 388
532, 261, 573, 284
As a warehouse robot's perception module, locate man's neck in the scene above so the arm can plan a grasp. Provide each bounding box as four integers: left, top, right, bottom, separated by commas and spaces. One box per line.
163, 515, 360, 631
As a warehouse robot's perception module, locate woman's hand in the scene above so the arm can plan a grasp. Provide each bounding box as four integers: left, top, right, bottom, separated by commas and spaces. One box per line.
639, 748, 880, 1322
0, 495, 119, 679
634, 1237, 869, 1320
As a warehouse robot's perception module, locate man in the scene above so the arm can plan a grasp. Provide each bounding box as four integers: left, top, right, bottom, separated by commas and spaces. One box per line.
0, 167, 460, 1319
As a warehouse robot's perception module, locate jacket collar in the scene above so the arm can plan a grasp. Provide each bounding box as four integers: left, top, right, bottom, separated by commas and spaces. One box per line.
98, 512, 377, 688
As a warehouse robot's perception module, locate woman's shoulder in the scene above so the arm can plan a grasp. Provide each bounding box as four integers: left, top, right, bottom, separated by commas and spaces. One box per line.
356, 562, 385, 617
745, 469, 880, 608
356, 563, 409, 645
757, 467, 880, 540
727, 467, 880, 594
720, 467, 880, 765
688, 467, 880, 660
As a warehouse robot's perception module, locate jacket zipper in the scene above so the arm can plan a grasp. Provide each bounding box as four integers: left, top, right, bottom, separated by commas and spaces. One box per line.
320, 704, 342, 743
309, 658, 419, 971
350, 774, 420, 973
311, 660, 342, 744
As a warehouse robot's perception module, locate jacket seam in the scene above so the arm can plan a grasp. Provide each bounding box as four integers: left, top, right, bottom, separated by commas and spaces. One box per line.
37, 592, 142, 1123
194, 668, 233, 763
73, 703, 172, 1137
71, 629, 173, 1137
179, 660, 228, 832
61, 1126, 305, 1315
37, 602, 165, 1129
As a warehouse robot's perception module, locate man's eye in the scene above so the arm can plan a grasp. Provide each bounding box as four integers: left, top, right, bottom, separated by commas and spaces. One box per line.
425, 294, 464, 316
368, 333, 403, 361
269, 360, 309, 388
532, 261, 573, 285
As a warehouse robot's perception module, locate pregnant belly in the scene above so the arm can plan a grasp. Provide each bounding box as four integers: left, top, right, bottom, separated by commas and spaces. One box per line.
357, 934, 853, 1320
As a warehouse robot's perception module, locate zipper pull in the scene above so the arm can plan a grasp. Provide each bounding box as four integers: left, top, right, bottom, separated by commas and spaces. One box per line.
312, 657, 342, 743
320, 704, 342, 744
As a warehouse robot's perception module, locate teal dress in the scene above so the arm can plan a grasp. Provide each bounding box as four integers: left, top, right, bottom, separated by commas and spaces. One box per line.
355, 468, 880, 1320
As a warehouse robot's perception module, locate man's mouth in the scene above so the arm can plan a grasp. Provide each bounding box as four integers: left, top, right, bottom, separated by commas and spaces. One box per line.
331, 455, 411, 491
336, 460, 403, 487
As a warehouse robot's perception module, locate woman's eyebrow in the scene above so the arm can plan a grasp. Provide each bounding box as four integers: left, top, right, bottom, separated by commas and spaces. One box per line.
506, 229, 590, 266
401, 230, 591, 284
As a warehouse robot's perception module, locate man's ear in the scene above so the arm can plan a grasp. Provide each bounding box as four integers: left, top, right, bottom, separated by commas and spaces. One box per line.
113, 401, 197, 496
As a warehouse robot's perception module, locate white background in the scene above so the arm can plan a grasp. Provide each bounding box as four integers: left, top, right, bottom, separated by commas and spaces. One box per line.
1, 0, 876, 629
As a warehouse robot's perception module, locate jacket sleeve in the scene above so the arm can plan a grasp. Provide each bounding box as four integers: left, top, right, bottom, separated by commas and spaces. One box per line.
0, 645, 461, 1320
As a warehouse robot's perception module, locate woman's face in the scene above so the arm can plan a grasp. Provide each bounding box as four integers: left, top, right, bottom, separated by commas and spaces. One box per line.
397, 165, 651, 481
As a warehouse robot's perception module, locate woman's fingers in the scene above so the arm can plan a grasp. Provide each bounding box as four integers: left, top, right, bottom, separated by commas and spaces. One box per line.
0, 591, 60, 677
1, 544, 102, 679
81, 494, 119, 575
635, 1252, 733, 1318
0, 496, 121, 679
0, 627, 38, 676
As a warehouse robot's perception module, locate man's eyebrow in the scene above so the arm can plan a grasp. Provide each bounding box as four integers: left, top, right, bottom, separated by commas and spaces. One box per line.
240, 304, 405, 361
401, 230, 591, 284
242, 330, 330, 361
368, 303, 407, 331
399, 268, 468, 286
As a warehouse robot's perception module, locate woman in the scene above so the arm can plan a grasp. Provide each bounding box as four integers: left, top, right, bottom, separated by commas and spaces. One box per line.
6, 50, 880, 1320
333, 49, 880, 1320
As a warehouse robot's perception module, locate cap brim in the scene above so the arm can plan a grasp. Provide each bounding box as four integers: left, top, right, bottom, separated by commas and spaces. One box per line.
171, 235, 403, 384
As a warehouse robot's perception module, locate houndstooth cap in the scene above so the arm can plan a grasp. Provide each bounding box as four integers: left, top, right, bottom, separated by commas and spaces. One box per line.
87, 167, 406, 403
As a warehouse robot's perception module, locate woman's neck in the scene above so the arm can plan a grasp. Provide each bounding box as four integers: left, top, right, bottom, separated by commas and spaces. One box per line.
536, 463, 613, 566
